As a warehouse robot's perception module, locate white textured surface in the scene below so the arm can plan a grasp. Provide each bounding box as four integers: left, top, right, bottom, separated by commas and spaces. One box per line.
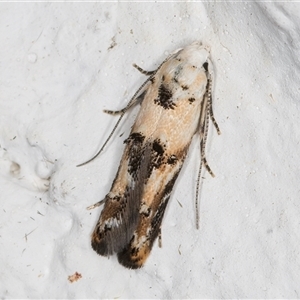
1, 2, 300, 298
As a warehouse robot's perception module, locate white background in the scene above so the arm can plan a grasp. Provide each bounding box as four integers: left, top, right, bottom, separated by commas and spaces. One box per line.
1, 2, 300, 298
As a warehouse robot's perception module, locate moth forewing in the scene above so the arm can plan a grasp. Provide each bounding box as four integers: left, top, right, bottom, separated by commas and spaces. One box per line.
91, 133, 150, 255
87, 41, 219, 268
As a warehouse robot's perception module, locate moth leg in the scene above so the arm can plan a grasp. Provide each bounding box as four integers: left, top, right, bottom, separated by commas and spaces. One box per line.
158, 226, 162, 248
133, 63, 156, 76
195, 110, 214, 229
77, 52, 173, 167
77, 78, 150, 167
195, 156, 203, 230
210, 109, 221, 135
200, 99, 215, 178
102, 55, 172, 116
133, 49, 176, 77
105, 60, 167, 115
206, 57, 221, 135
201, 155, 215, 178
195, 74, 218, 228
207, 89, 221, 135
199, 87, 215, 178
86, 199, 105, 210
200, 62, 223, 177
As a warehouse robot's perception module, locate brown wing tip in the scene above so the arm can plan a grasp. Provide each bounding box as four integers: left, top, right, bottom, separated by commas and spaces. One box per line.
91, 230, 112, 256
117, 245, 150, 269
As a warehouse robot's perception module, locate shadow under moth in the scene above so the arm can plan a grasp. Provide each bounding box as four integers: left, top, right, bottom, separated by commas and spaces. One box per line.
78, 41, 221, 269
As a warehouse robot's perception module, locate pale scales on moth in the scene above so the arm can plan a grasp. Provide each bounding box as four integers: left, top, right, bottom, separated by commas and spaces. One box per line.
78, 41, 221, 269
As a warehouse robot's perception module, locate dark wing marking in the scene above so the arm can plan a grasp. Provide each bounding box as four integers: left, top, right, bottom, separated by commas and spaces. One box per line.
154, 84, 176, 109
117, 141, 184, 269
117, 196, 171, 269
91, 138, 151, 256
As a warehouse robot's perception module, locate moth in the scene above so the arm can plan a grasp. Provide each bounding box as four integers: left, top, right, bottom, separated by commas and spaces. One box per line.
78, 41, 221, 269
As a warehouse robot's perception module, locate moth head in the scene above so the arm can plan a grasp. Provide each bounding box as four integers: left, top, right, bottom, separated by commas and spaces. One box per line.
177, 41, 210, 69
